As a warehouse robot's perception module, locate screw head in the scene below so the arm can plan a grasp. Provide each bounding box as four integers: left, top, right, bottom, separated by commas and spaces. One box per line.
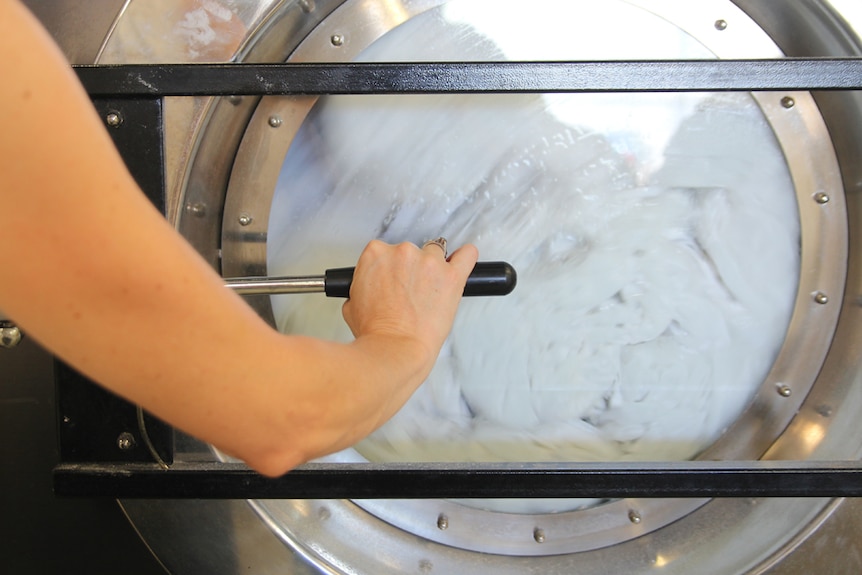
106, 111, 123, 127
777, 384, 793, 398
0, 322, 22, 349
714, 19, 728, 31
781, 96, 796, 109
185, 202, 207, 217
331, 34, 345, 47
628, 510, 642, 524
268, 115, 283, 128
814, 192, 830, 204
436, 514, 449, 530
533, 527, 546, 543
815, 404, 833, 418
117, 432, 136, 451
814, 292, 829, 305
238, 213, 254, 226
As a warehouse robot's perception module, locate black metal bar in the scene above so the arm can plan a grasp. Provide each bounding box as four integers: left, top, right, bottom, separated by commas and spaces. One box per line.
55, 97, 174, 466
56, 363, 173, 464
73, 59, 862, 97
90, 97, 166, 210
54, 460, 862, 499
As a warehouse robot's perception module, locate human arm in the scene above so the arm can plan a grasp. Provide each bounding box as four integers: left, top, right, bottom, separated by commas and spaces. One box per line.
0, 0, 478, 476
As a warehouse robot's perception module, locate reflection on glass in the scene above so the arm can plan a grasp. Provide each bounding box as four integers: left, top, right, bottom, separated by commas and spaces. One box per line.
267, 0, 800, 513
828, 0, 862, 38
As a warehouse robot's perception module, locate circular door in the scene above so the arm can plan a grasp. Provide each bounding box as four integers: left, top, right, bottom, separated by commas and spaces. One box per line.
93, 1, 862, 573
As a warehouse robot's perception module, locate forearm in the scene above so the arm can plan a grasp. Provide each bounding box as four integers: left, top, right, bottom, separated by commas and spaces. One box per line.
217, 331, 434, 476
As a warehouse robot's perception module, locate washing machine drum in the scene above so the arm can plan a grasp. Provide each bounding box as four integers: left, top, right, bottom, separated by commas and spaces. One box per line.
100, 0, 862, 573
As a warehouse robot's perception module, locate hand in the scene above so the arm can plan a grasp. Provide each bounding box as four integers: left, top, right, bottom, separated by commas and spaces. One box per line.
342, 239, 479, 362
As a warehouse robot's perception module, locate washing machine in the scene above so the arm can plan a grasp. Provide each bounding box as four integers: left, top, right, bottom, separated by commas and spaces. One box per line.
6, 0, 862, 573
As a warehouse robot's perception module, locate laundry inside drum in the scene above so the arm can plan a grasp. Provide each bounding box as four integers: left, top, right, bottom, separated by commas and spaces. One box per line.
266, 0, 801, 514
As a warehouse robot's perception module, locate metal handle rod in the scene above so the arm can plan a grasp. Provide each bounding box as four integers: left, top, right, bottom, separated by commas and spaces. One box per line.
225, 276, 325, 295
224, 261, 517, 297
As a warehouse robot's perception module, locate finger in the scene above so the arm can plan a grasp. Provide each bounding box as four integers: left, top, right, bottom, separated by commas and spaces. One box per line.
446, 243, 480, 279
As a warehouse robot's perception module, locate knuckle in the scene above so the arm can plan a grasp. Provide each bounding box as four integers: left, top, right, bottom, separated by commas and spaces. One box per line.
365, 239, 388, 254
395, 241, 419, 258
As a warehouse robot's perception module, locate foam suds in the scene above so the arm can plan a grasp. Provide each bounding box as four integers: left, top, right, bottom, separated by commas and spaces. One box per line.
266, 3, 800, 513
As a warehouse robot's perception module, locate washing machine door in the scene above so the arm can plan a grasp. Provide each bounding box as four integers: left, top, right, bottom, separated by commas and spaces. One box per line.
76, 0, 862, 573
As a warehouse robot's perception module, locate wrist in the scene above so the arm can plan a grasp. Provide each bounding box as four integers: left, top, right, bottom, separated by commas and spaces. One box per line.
352, 330, 437, 386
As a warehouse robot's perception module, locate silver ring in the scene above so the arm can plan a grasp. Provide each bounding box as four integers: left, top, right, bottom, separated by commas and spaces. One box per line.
422, 236, 448, 257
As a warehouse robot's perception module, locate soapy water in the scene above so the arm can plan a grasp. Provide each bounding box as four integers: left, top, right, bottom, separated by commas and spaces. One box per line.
267, 4, 800, 512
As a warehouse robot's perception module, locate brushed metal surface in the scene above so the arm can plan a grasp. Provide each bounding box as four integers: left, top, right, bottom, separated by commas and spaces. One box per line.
21, 0, 126, 64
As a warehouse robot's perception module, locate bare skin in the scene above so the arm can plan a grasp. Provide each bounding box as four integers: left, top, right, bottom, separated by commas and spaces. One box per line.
0, 0, 478, 477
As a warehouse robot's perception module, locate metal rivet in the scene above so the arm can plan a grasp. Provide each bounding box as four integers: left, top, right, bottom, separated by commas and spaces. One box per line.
117, 432, 136, 451
533, 528, 546, 543
628, 510, 642, 524
185, 202, 207, 217
777, 384, 792, 398
714, 19, 728, 31
331, 34, 345, 47
436, 514, 449, 530
106, 111, 123, 127
268, 115, 283, 128
816, 404, 833, 418
814, 292, 829, 305
814, 192, 830, 204
0, 322, 22, 349
238, 214, 254, 226
781, 96, 796, 109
